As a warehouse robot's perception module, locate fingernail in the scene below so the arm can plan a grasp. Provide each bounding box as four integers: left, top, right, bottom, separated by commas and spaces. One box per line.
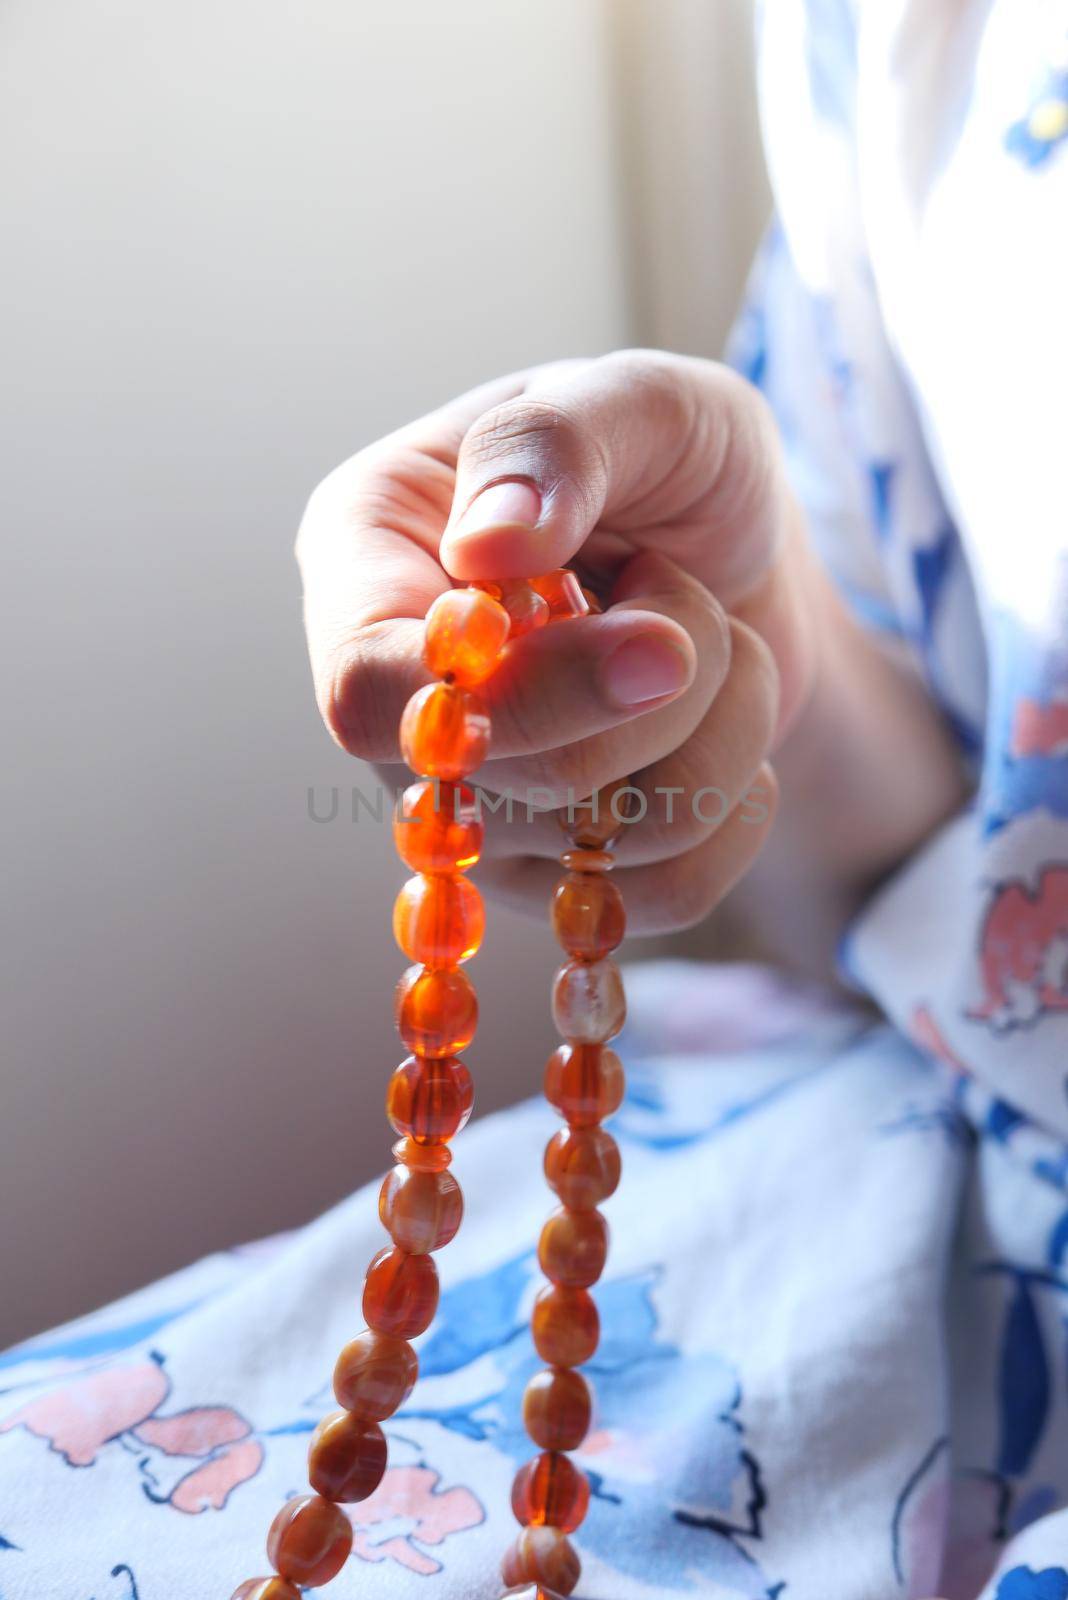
601, 635, 693, 708
451, 480, 541, 541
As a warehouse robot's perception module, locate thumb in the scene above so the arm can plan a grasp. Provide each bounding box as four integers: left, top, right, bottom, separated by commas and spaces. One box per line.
437, 350, 783, 601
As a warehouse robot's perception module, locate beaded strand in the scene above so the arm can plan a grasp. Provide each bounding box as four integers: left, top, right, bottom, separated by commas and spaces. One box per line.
228, 570, 624, 1600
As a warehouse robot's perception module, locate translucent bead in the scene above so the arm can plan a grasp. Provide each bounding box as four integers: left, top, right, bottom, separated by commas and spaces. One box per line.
363, 1246, 439, 1338
424, 587, 511, 686
512, 1451, 590, 1533
400, 682, 490, 780
230, 1580, 301, 1600
393, 780, 483, 873
386, 1055, 474, 1144
393, 873, 484, 965
544, 1043, 625, 1127
522, 1367, 592, 1452
308, 1409, 387, 1502
379, 1164, 463, 1254
500, 1526, 581, 1596
497, 579, 551, 637
500, 1587, 572, 1600
529, 569, 589, 620
559, 847, 613, 873
557, 775, 641, 849
551, 873, 625, 959
266, 1495, 353, 1587
551, 959, 625, 1044
531, 1285, 599, 1367
538, 1206, 608, 1288
544, 1126, 621, 1210
396, 965, 478, 1058
392, 1135, 452, 1170
333, 1329, 418, 1419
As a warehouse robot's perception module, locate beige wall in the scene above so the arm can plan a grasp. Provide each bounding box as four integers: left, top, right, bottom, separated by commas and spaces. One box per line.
0, 0, 768, 1348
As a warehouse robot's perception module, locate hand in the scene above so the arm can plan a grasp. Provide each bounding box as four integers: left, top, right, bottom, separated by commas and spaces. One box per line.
297, 351, 819, 933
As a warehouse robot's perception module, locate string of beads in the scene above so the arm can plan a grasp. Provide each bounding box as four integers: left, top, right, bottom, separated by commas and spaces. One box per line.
228, 568, 626, 1600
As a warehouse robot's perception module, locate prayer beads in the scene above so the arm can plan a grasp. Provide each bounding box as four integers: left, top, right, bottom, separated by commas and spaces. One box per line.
229, 572, 627, 1600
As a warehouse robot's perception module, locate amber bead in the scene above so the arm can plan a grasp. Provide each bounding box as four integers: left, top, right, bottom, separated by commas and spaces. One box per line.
529, 569, 589, 620
363, 1246, 440, 1338
308, 1408, 387, 1503
559, 847, 613, 873
558, 775, 641, 849
500, 1586, 573, 1600
531, 1285, 599, 1367
544, 1126, 621, 1210
386, 1055, 474, 1145
423, 586, 510, 686
522, 1367, 592, 1452
551, 872, 625, 959
552, 958, 626, 1044
333, 1328, 418, 1419
266, 1495, 353, 1587
230, 1581, 301, 1600
512, 1451, 590, 1533
379, 1164, 463, 1254
394, 780, 483, 873
544, 1043, 624, 1128
393, 873, 484, 965
500, 1527, 581, 1595
538, 1206, 608, 1288
393, 1135, 453, 1170
473, 579, 550, 638
396, 964, 478, 1058
400, 682, 490, 780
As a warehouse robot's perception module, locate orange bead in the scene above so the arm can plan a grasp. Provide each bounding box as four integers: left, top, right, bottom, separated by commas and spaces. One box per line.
529, 569, 589, 620
538, 1206, 608, 1288
396, 965, 478, 1057
363, 1246, 439, 1338
393, 873, 484, 966
544, 1043, 625, 1127
379, 1164, 463, 1254
308, 1409, 387, 1503
522, 1368, 592, 1452
386, 1055, 474, 1144
400, 682, 490, 780
500, 1526, 581, 1595
266, 1495, 352, 1587
393, 780, 483, 873
558, 775, 641, 849
559, 847, 613, 873
392, 1135, 453, 1170
531, 1285, 599, 1367
512, 1451, 590, 1533
333, 1329, 418, 1419
552, 958, 625, 1044
501, 1589, 572, 1600
544, 1126, 621, 1210
230, 1581, 301, 1600
424, 587, 511, 686
494, 578, 552, 637
551, 873, 625, 959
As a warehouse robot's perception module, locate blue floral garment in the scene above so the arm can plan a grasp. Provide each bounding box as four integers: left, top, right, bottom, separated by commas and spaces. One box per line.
2, 3, 1068, 1597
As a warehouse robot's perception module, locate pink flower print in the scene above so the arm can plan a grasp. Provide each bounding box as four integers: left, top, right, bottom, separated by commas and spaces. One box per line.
0, 1360, 168, 1465
134, 1405, 263, 1513
350, 1464, 484, 1575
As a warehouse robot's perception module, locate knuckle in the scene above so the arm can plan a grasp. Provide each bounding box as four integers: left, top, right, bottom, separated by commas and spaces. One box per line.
727, 619, 780, 743
659, 852, 722, 932
464, 397, 587, 471
318, 623, 403, 762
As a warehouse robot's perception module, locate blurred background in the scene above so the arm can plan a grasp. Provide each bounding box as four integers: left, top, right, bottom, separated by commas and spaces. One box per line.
0, 0, 768, 1348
